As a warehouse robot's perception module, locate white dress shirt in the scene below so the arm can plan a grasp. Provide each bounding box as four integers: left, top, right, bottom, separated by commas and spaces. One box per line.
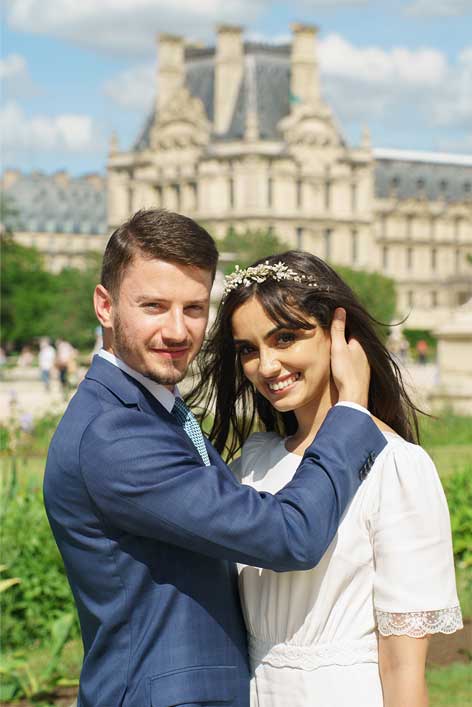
98, 349, 179, 412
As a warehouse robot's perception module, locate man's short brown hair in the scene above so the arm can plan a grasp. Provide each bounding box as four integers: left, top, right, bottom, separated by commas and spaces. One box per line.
101, 209, 219, 299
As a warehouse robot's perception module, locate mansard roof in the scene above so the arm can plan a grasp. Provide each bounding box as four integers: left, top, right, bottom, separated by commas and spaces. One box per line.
2, 171, 107, 234
133, 42, 292, 150
373, 149, 472, 203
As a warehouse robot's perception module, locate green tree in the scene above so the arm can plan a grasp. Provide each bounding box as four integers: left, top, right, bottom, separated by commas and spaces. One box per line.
335, 265, 397, 328
40, 253, 101, 350
1, 226, 101, 350
0, 234, 55, 348
217, 226, 290, 274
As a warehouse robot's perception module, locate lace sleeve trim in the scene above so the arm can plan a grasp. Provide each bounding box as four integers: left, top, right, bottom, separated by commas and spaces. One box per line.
376, 606, 463, 638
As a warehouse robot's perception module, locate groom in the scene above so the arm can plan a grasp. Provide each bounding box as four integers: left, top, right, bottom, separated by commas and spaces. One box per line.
44, 209, 386, 707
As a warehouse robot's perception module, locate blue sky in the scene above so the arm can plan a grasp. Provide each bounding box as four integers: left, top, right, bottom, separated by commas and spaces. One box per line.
2, 0, 471, 175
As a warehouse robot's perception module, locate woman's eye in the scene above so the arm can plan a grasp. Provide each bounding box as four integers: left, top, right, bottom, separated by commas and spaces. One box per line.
277, 332, 296, 345
237, 344, 255, 357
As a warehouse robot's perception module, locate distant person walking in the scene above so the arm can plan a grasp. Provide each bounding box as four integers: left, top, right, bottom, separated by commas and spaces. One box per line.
416, 339, 429, 365
56, 339, 75, 398
18, 345, 34, 367
38, 338, 56, 392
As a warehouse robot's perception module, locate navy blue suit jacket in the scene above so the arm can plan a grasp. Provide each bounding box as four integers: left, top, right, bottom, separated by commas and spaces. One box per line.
44, 355, 386, 707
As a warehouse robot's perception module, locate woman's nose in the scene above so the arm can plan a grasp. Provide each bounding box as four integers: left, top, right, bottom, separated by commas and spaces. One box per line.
258, 349, 281, 378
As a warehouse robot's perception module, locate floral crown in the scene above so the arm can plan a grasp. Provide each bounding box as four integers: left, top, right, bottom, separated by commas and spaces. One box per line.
223, 260, 321, 297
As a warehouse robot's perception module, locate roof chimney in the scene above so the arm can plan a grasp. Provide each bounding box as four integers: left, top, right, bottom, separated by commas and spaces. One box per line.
214, 25, 244, 135
157, 33, 185, 113
290, 23, 320, 110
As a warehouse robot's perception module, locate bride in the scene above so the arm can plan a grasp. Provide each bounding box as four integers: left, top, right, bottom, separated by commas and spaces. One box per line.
191, 250, 463, 707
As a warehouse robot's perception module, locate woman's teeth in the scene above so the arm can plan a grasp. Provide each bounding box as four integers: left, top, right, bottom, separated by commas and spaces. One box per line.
268, 374, 299, 391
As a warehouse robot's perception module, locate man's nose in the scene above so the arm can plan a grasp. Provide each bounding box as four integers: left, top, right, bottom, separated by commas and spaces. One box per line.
161, 309, 188, 343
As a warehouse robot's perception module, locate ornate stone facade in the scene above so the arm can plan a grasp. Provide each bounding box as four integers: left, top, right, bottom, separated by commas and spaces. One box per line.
107, 23, 472, 329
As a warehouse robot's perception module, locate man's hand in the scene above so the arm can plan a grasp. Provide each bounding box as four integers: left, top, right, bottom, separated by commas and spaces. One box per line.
330, 308, 370, 408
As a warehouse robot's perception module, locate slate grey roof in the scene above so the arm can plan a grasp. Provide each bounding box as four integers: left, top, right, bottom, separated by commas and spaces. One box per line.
2, 172, 107, 234
374, 152, 472, 203
133, 42, 292, 150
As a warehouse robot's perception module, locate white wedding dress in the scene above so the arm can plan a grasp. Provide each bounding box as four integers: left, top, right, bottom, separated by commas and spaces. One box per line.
232, 431, 463, 707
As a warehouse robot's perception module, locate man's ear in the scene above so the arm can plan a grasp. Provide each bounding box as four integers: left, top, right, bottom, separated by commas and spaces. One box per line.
94, 285, 114, 331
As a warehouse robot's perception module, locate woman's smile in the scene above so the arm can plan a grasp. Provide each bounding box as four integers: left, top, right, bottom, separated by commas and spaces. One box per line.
266, 372, 301, 395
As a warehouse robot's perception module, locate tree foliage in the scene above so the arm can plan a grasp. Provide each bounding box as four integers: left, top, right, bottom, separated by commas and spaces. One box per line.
0, 235, 55, 346
1, 236, 100, 350
217, 226, 290, 274
41, 253, 102, 350
335, 265, 397, 329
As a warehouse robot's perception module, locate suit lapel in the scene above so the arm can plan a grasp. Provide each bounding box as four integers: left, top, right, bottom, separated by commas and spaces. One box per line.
85, 356, 210, 464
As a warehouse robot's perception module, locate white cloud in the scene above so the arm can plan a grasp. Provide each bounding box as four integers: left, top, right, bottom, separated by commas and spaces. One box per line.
405, 0, 472, 17
0, 101, 100, 154
104, 63, 156, 110
5, 0, 376, 57
431, 47, 472, 129
0, 53, 27, 79
316, 34, 471, 146
0, 53, 39, 99
319, 34, 447, 85
5, 0, 266, 57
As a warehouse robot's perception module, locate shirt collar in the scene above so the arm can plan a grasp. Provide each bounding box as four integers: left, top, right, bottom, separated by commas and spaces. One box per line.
98, 349, 179, 413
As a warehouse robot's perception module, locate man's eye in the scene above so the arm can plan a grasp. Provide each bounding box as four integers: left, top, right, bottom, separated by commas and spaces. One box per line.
184, 305, 205, 317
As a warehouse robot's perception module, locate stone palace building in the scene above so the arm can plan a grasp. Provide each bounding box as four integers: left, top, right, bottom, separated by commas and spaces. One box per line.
3, 24, 472, 330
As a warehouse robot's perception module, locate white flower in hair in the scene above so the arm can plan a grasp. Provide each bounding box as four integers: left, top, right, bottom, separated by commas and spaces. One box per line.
223, 260, 320, 297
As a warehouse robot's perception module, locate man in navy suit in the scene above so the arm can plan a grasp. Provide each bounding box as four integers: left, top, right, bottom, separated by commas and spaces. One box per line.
44, 209, 386, 707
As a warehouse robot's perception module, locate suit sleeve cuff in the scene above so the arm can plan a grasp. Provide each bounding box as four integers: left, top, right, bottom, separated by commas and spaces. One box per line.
335, 401, 371, 417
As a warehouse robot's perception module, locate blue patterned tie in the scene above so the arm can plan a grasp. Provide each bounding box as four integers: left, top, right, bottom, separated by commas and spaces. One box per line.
172, 398, 211, 466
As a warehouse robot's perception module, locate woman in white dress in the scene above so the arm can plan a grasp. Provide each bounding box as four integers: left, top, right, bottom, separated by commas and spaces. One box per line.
191, 251, 463, 707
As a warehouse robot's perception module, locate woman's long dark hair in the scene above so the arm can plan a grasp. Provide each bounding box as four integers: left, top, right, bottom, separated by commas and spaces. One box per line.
187, 251, 422, 460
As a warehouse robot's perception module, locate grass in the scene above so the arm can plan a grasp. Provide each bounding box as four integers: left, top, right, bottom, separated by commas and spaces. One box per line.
428, 445, 472, 477
426, 663, 472, 706
420, 413, 472, 448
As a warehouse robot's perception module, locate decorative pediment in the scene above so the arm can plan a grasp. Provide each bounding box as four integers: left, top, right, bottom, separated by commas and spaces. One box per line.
150, 87, 211, 150
278, 103, 342, 148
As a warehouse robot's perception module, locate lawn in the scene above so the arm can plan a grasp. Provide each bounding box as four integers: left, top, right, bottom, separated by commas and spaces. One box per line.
427, 663, 472, 706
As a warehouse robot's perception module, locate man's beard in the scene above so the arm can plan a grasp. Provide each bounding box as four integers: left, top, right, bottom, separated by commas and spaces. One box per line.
113, 314, 188, 386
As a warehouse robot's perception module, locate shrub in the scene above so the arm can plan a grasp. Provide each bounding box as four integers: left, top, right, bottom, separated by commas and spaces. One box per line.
442, 464, 472, 571
0, 488, 79, 650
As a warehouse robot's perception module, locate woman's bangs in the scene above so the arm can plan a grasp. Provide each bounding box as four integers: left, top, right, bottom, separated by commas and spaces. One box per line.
257, 282, 314, 331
